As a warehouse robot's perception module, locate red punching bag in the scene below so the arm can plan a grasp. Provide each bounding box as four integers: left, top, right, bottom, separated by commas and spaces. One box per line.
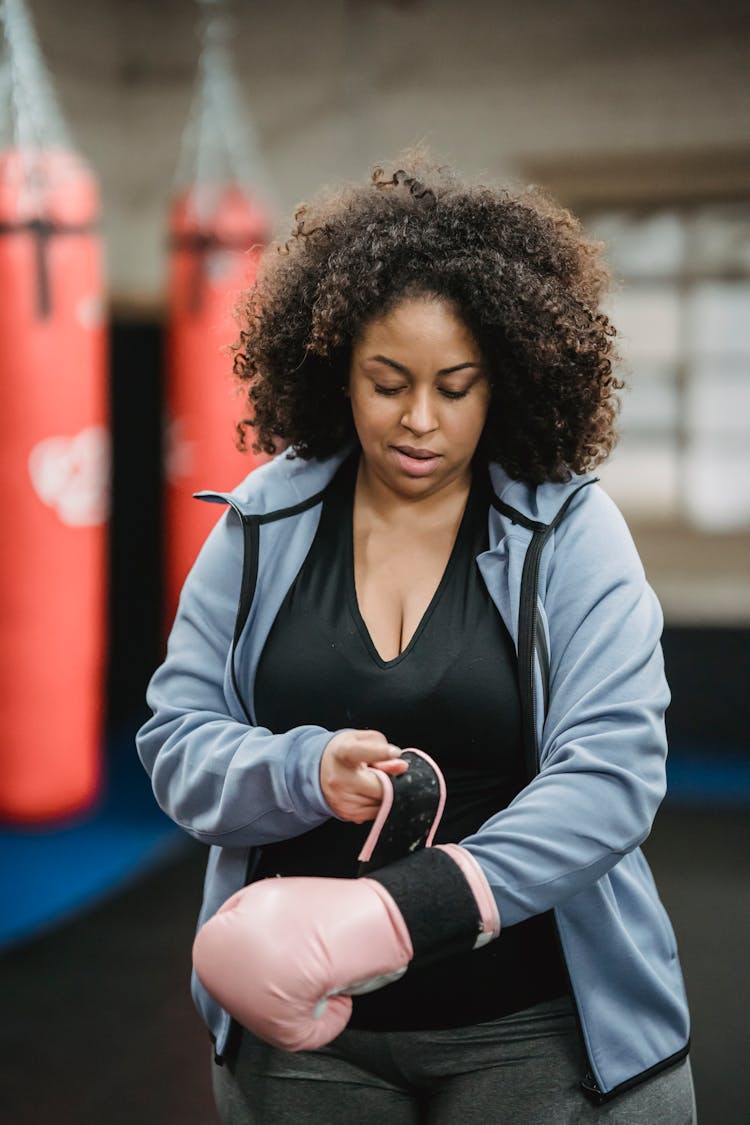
164, 183, 270, 626
164, 0, 272, 627
0, 145, 108, 822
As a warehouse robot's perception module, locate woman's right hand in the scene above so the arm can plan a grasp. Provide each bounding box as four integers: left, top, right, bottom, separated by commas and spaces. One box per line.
320, 730, 407, 823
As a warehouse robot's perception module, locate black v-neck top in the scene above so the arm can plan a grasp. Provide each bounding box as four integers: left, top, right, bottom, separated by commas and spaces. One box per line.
253, 452, 568, 1029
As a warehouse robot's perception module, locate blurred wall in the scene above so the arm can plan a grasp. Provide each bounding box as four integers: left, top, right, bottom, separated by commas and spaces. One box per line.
29, 0, 750, 305
17, 0, 747, 721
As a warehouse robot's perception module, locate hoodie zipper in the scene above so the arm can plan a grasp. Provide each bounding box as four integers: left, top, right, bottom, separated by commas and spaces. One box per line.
196, 485, 330, 1064
518, 526, 548, 779
196, 483, 331, 726
508, 481, 604, 1097
513, 480, 690, 1102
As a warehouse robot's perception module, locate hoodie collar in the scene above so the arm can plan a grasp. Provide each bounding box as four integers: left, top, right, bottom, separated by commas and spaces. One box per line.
487, 464, 596, 527
197, 443, 595, 527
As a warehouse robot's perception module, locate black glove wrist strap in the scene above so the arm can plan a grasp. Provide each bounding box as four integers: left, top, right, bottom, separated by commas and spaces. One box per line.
367, 846, 481, 965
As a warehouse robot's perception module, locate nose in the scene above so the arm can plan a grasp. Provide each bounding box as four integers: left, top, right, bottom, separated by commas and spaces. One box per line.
401, 388, 438, 436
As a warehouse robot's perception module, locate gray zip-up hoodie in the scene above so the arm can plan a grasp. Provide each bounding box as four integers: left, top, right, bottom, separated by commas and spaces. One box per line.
137, 445, 690, 1103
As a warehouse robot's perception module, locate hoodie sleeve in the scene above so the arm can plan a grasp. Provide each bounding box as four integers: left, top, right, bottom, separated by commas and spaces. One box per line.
136, 505, 337, 848
461, 485, 670, 926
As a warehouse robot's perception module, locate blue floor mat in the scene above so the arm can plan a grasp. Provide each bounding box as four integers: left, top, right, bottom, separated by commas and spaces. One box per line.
666, 749, 750, 806
0, 732, 748, 952
0, 724, 185, 951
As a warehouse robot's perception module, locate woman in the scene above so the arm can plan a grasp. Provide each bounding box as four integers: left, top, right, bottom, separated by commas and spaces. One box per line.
137, 156, 696, 1123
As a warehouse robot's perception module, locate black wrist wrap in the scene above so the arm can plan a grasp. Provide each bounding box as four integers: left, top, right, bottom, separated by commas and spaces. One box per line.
367, 846, 481, 966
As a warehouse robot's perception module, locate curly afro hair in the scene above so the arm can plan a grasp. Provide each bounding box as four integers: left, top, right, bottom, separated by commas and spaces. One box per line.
232, 153, 621, 483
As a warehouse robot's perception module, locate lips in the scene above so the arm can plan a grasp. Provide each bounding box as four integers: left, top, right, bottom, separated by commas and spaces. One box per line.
390, 445, 443, 477
392, 446, 440, 460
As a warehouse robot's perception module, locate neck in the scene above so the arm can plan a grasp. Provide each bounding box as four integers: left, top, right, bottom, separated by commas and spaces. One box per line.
355, 454, 472, 526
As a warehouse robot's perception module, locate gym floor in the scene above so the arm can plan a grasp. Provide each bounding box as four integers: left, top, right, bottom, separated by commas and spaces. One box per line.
2, 804, 748, 1125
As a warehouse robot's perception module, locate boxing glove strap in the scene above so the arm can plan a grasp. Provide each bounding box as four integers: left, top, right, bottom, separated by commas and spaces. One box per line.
366, 845, 488, 966
358, 749, 446, 875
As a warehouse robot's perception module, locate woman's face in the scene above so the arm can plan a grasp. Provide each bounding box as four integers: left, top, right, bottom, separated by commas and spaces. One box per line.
348, 295, 491, 500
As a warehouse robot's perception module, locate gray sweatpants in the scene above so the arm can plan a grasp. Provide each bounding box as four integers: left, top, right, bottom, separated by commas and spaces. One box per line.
212, 997, 697, 1124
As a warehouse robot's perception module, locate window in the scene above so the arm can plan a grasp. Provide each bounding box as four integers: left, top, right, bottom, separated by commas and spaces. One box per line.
585, 204, 750, 531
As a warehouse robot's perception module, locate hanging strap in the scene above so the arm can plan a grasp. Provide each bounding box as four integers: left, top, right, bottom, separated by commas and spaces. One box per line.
0, 216, 97, 317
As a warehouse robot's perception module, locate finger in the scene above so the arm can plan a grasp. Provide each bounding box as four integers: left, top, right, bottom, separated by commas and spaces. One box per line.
353, 729, 390, 744
338, 798, 381, 823
329, 764, 385, 803
349, 794, 382, 813
340, 734, 401, 766
370, 758, 409, 775
353, 768, 387, 802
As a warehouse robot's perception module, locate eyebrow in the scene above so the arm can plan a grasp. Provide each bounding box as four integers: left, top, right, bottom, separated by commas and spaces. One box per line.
366, 355, 483, 377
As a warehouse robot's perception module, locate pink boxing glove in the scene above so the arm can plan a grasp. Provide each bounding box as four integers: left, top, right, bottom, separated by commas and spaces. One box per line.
192, 843, 499, 1052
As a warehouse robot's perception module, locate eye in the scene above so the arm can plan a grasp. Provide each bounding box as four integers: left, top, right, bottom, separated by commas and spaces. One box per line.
374, 384, 404, 396
439, 388, 469, 400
